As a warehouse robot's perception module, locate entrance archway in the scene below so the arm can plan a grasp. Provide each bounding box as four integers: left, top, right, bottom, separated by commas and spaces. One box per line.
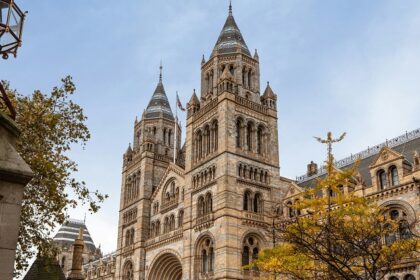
148, 252, 182, 280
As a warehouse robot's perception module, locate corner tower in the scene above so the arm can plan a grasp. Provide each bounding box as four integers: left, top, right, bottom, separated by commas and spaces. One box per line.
184, 3, 285, 279
115, 66, 181, 280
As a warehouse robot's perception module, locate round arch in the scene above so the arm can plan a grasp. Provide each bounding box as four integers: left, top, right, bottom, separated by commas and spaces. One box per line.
148, 250, 182, 280
380, 200, 417, 223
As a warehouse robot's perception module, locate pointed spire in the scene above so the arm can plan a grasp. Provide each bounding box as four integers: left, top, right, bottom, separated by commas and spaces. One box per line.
201, 54, 206, 65
126, 143, 132, 154
144, 63, 174, 120
188, 89, 200, 106
262, 81, 276, 100
211, 2, 250, 57
254, 49, 259, 60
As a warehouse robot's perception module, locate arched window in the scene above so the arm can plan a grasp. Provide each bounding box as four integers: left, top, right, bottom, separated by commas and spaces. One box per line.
197, 238, 214, 274
198, 131, 203, 159
213, 120, 218, 151
389, 277, 399, 280
244, 191, 251, 211
404, 275, 416, 280
295, 199, 301, 216
209, 247, 214, 272
125, 229, 131, 246
168, 129, 172, 146
163, 128, 167, 144
164, 216, 169, 233
384, 223, 396, 245
257, 126, 263, 154
242, 246, 250, 266
61, 256, 65, 268
122, 261, 134, 280
246, 122, 253, 151
242, 236, 260, 269
202, 249, 208, 273
399, 220, 411, 240
198, 196, 205, 217
390, 166, 399, 186
178, 210, 184, 228
205, 193, 213, 214
155, 220, 160, 236
287, 201, 294, 218
253, 193, 262, 213
130, 228, 135, 245
204, 125, 211, 155
378, 170, 387, 189
150, 222, 155, 238
170, 214, 175, 231
236, 119, 242, 148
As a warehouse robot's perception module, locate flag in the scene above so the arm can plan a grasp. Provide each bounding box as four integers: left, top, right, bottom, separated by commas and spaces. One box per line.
176, 93, 186, 111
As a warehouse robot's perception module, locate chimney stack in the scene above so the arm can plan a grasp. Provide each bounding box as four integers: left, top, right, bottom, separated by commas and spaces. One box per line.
307, 161, 318, 176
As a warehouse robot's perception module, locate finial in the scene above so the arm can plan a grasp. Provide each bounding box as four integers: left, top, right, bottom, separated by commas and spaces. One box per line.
229, 0, 232, 15
159, 61, 163, 82
267, 81, 269, 86
201, 54, 205, 64
193, 88, 196, 94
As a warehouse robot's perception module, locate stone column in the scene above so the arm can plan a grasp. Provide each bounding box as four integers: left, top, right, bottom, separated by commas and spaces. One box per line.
67, 228, 85, 280
0, 113, 33, 280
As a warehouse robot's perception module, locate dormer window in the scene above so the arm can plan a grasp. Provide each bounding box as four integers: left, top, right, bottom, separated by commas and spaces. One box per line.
389, 166, 399, 186
378, 169, 387, 190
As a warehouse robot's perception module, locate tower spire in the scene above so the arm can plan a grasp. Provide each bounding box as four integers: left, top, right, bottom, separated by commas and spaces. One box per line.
229, 0, 232, 15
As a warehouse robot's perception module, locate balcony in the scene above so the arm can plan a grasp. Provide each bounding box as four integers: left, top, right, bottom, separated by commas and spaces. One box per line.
243, 212, 264, 222
145, 228, 184, 248
121, 244, 134, 257
194, 213, 214, 231
160, 197, 179, 213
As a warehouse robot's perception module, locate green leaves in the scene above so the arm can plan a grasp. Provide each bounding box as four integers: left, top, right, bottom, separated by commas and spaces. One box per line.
2, 77, 108, 276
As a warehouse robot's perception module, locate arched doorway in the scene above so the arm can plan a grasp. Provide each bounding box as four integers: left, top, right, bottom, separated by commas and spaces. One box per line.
148, 252, 182, 280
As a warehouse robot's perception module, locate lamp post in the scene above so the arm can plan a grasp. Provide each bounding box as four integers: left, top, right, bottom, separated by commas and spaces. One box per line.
0, 0, 26, 59
0, 2, 30, 280
0, 0, 25, 120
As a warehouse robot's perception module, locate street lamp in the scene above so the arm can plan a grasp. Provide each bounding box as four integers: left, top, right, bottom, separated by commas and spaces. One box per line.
0, 0, 26, 59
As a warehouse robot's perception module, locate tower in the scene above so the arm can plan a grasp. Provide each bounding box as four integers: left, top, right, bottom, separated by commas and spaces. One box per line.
115, 66, 181, 280
54, 219, 101, 277
182, 3, 286, 279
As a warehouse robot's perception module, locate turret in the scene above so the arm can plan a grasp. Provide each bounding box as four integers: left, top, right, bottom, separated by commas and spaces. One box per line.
261, 82, 277, 110
187, 89, 200, 118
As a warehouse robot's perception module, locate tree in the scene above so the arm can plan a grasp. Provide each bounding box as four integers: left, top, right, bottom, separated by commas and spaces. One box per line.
254, 133, 419, 280
0, 77, 107, 277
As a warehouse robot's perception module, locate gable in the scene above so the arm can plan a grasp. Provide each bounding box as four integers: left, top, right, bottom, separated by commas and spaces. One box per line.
151, 162, 185, 203
370, 147, 404, 169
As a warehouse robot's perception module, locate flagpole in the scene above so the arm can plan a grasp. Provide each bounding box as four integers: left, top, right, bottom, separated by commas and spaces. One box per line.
174, 91, 178, 163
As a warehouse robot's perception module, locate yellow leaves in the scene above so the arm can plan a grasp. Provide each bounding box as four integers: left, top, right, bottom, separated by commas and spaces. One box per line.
255, 149, 419, 279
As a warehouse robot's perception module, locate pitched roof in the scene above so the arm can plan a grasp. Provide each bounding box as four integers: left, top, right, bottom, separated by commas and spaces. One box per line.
144, 68, 174, 120
23, 257, 66, 280
211, 4, 251, 57
297, 129, 420, 188
188, 90, 200, 106
262, 82, 276, 99
53, 218, 97, 252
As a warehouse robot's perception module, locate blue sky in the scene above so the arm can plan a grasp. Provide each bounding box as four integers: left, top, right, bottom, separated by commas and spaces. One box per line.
2, 0, 420, 256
